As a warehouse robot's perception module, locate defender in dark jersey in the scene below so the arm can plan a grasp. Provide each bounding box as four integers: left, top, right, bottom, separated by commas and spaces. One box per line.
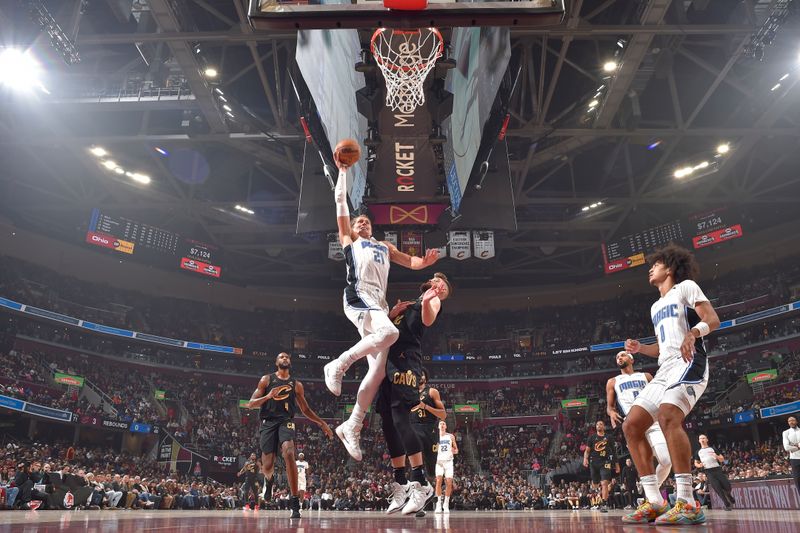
412, 371, 447, 479
375, 273, 450, 516
245, 352, 333, 518
583, 420, 619, 512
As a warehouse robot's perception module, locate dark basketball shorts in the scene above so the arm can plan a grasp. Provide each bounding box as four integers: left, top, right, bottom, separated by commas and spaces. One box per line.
259, 418, 296, 455
590, 462, 613, 484
375, 348, 424, 415
413, 423, 439, 475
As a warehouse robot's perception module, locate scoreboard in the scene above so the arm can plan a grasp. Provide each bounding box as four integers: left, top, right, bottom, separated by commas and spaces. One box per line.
85, 209, 223, 278
603, 208, 744, 275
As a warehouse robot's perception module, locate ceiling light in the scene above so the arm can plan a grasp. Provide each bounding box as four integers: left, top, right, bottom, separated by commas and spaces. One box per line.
590, 203, 598, 208
102, 160, 118, 170
771, 83, 781, 91
218, 95, 227, 102
647, 140, 662, 150
779, 73, 789, 81
588, 99, 599, 108
581, 206, 589, 212
226, 111, 235, 118
222, 104, 232, 112
0, 48, 46, 93
694, 161, 709, 169
130, 173, 151, 185
89, 146, 107, 157
113, 167, 125, 175
214, 88, 223, 95
602, 61, 617, 72
674, 167, 694, 178
154, 147, 169, 156
204, 67, 218, 78
716, 143, 730, 155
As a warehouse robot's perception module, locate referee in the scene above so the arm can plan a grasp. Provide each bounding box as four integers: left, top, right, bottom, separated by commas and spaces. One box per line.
783, 416, 800, 496
693, 434, 735, 511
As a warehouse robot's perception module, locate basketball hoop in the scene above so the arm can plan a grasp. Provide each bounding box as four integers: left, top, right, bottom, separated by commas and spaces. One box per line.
370, 27, 444, 115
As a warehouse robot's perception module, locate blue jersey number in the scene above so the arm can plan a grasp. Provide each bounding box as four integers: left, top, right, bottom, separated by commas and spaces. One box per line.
659, 324, 665, 343
373, 250, 385, 264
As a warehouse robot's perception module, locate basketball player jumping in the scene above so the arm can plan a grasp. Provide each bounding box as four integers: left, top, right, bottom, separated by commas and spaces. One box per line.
607, 351, 672, 488
246, 352, 333, 519
621, 244, 720, 525
376, 273, 450, 516
434, 419, 458, 513
324, 152, 439, 461
694, 434, 735, 511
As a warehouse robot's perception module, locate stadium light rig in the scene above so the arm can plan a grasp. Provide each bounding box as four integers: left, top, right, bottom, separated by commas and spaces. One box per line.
235, 205, 255, 215
0, 48, 49, 94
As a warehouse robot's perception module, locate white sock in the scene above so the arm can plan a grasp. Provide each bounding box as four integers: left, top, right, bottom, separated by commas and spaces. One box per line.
444, 497, 449, 506
641, 474, 662, 504
675, 473, 693, 503
349, 405, 366, 428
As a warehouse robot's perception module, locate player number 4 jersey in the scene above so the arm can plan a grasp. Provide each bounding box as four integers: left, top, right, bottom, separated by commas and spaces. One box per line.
437, 434, 454, 462
650, 280, 709, 366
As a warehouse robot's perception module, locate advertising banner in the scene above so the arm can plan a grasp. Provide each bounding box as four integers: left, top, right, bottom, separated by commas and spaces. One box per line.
370, 204, 447, 225
54, 373, 85, 387
85, 231, 135, 254
746, 369, 778, 384
710, 477, 800, 509
693, 224, 744, 249
560, 398, 588, 409
179, 257, 221, 278
154, 390, 166, 400
454, 404, 481, 413
760, 400, 800, 419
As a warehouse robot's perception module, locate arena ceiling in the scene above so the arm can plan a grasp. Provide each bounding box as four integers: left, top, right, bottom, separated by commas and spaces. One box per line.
1, 0, 799, 290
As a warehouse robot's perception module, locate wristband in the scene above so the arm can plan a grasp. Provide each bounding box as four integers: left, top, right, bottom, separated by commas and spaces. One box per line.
694, 321, 710, 337
334, 169, 349, 217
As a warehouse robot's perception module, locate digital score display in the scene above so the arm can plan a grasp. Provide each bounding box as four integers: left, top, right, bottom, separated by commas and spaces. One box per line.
85, 209, 223, 278
602, 209, 744, 274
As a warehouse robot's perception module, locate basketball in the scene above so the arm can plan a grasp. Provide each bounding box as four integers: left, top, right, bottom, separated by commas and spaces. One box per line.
335, 139, 361, 167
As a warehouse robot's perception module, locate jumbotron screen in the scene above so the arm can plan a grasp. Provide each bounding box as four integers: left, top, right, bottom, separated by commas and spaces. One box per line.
602, 208, 744, 274
85, 209, 223, 278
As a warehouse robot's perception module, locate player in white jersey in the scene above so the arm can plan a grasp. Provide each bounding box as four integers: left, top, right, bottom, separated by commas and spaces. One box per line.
296, 453, 309, 507
324, 151, 439, 461
693, 435, 734, 510
606, 351, 671, 487
621, 245, 720, 526
434, 420, 458, 513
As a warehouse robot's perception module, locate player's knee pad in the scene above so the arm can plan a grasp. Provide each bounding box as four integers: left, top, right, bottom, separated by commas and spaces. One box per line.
654, 444, 672, 469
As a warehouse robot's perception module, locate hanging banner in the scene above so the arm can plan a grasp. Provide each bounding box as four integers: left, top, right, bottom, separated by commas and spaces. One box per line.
383, 231, 399, 248
401, 231, 423, 257
473, 231, 495, 260
746, 369, 778, 384
449, 231, 471, 260
454, 404, 481, 413
370, 204, 448, 225
328, 233, 344, 261
154, 390, 166, 400
54, 373, 84, 387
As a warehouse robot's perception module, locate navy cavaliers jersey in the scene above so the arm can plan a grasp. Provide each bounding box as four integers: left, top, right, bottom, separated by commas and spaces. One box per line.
411, 387, 438, 426
587, 433, 615, 464
391, 298, 426, 353
259, 373, 296, 421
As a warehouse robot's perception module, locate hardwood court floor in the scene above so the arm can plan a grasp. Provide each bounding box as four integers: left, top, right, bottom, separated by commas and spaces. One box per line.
1, 508, 798, 532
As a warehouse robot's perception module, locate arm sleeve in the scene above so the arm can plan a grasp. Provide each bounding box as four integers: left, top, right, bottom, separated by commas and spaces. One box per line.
677, 280, 710, 308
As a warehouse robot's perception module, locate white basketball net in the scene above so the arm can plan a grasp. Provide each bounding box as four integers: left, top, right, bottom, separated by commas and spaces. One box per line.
371, 28, 443, 115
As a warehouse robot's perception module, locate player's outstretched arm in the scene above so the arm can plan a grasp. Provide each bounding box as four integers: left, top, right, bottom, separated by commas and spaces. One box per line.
624, 338, 659, 359
386, 242, 439, 270
421, 285, 443, 327
295, 381, 333, 439
333, 155, 354, 248
605, 378, 623, 429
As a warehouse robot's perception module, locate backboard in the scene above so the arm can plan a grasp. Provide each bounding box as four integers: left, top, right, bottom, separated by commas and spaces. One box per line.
249, 0, 565, 31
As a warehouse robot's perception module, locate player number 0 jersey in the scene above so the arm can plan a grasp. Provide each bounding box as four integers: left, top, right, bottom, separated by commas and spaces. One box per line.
650, 280, 709, 366
614, 372, 649, 416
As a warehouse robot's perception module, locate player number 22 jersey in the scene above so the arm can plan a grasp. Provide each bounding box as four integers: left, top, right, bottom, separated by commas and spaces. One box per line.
437, 434, 454, 462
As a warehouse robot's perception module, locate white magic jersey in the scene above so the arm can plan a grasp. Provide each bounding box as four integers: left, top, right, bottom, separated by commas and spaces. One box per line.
650, 280, 709, 367
697, 447, 720, 469
343, 236, 390, 310
614, 372, 649, 416
437, 434, 454, 462
296, 460, 308, 481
